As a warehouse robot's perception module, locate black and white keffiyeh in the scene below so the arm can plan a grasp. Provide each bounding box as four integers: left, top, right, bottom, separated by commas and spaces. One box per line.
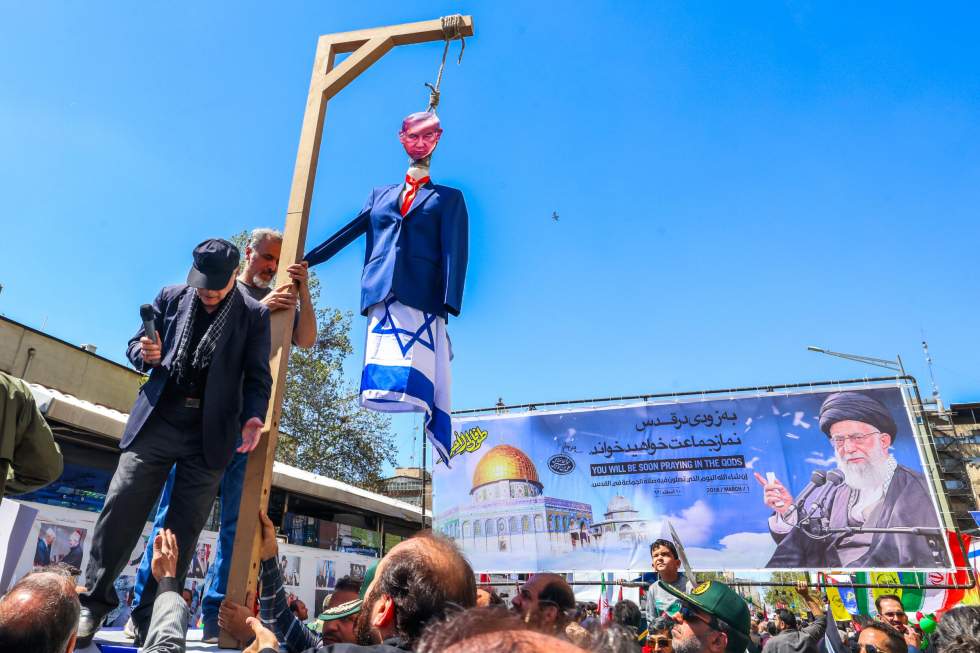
170, 288, 238, 387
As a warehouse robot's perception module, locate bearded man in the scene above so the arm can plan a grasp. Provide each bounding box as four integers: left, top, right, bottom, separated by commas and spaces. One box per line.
758, 391, 946, 568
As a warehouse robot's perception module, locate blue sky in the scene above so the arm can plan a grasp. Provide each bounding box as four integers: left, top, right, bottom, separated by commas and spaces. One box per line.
3, 2, 979, 473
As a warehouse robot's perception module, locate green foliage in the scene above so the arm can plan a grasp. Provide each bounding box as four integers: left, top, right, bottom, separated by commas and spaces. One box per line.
230, 230, 397, 488
764, 572, 808, 614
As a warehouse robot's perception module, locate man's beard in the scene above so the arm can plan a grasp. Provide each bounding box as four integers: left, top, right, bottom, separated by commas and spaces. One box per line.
672, 630, 703, 653
251, 273, 273, 289
837, 447, 890, 490
354, 587, 383, 646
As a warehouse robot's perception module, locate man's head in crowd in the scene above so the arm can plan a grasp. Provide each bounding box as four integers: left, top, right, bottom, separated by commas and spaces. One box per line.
775, 608, 797, 632
648, 615, 675, 652
0, 567, 80, 653
857, 622, 908, 653
290, 598, 308, 621
874, 595, 908, 630
511, 573, 575, 635
181, 589, 194, 608
663, 580, 750, 653
651, 539, 681, 581
612, 598, 642, 633
319, 578, 363, 646
416, 606, 581, 653
241, 228, 284, 289
476, 586, 504, 607
354, 532, 476, 648
933, 605, 980, 653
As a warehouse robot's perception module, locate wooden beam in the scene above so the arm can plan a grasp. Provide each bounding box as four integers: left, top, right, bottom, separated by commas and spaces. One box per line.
219, 15, 473, 648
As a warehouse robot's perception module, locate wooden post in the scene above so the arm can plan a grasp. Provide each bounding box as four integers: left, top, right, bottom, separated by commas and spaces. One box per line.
219, 16, 474, 648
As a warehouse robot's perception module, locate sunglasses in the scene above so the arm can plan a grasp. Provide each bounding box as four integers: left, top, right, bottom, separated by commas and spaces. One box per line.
649, 637, 672, 649
852, 645, 879, 653
666, 600, 723, 632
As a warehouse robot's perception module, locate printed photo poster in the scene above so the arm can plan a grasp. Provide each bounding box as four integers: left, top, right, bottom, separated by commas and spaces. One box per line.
106, 575, 137, 628
349, 563, 367, 581
188, 542, 212, 580
315, 589, 332, 615
280, 554, 302, 588
434, 384, 951, 573
316, 559, 335, 589
33, 522, 87, 575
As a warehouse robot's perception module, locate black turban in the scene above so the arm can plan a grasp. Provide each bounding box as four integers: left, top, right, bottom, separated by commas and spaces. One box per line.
818, 392, 898, 441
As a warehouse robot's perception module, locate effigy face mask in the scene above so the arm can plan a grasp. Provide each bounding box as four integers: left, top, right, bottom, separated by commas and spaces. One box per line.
399, 111, 443, 161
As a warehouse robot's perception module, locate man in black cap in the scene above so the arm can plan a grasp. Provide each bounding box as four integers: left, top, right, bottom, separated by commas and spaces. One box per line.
755, 391, 946, 568
77, 238, 272, 647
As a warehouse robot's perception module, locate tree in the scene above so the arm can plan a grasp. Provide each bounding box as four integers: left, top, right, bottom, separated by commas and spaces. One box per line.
764, 571, 808, 614
230, 230, 397, 488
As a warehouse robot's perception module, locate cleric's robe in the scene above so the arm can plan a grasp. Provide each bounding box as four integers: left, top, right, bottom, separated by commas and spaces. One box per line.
766, 465, 947, 568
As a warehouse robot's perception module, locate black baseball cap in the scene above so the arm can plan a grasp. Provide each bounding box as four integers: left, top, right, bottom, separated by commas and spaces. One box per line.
187, 239, 240, 290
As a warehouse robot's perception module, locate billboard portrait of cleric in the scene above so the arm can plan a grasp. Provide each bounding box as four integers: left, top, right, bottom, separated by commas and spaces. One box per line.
754, 391, 948, 569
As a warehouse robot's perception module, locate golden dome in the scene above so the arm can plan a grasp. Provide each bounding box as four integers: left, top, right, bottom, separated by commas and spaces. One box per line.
471, 445, 542, 491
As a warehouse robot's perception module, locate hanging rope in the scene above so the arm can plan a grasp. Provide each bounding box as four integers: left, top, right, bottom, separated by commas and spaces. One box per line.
426, 14, 467, 112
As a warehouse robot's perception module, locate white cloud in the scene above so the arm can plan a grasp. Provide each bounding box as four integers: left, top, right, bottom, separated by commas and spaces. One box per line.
744, 456, 760, 469
804, 452, 836, 467
668, 500, 714, 546
785, 433, 800, 440
686, 532, 777, 569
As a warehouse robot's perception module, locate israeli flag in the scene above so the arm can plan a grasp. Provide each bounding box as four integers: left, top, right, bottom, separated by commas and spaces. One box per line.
360, 296, 453, 465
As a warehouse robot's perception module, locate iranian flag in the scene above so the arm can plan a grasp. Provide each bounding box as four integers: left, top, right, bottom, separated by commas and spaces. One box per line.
599, 573, 614, 625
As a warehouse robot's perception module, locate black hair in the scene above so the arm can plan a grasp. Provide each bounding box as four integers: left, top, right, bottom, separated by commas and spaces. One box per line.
650, 539, 679, 559
933, 605, 980, 653
374, 533, 476, 647
333, 575, 362, 594
612, 599, 642, 632
0, 566, 80, 653
537, 576, 576, 612
858, 621, 908, 653
591, 623, 642, 653
873, 594, 903, 614
776, 609, 797, 629
766, 622, 778, 636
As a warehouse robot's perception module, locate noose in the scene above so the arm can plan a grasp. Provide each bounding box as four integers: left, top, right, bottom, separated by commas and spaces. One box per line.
426, 14, 466, 113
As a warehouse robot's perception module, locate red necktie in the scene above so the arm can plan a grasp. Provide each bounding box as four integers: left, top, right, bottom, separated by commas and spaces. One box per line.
401, 175, 430, 216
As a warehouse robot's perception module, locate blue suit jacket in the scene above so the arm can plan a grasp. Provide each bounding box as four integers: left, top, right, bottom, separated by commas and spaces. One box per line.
304, 181, 468, 318
123, 285, 272, 469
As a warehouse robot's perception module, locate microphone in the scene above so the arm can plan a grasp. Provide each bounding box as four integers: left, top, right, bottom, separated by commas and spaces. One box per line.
784, 470, 827, 520
140, 304, 157, 343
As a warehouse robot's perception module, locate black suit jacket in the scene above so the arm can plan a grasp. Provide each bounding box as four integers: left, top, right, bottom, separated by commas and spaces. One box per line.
766, 465, 948, 568
123, 284, 272, 469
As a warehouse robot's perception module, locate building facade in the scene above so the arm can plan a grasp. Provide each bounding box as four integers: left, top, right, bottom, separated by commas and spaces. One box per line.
437, 444, 595, 555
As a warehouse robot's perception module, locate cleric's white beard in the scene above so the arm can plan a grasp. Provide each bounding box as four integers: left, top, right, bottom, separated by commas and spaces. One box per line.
838, 447, 890, 491
251, 274, 273, 289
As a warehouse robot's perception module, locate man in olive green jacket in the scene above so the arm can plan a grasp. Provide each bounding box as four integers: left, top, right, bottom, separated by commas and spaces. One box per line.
0, 370, 62, 498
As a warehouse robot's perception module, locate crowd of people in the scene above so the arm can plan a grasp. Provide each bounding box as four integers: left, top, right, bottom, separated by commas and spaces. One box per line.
2, 528, 980, 653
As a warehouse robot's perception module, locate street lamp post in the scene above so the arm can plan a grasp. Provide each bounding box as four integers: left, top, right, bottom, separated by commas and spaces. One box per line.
806, 346, 906, 376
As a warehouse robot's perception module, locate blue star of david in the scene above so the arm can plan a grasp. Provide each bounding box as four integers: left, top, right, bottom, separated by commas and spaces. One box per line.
372, 297, 437, 356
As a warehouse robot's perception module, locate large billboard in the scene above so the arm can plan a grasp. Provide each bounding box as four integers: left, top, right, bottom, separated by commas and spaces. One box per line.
433, 384, 951, 572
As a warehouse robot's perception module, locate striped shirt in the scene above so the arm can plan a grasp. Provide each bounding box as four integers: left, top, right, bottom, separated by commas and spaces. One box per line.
259, 557, 320, 652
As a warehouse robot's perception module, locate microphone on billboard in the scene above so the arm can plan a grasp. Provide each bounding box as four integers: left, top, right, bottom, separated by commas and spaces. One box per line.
784, 470, 827, 521
814, 469, 845, 532
140, 304, 157, 343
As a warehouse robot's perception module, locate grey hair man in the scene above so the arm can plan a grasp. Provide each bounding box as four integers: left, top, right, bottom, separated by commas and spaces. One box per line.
237, 227, 317, 348
0, 566, 80, 653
